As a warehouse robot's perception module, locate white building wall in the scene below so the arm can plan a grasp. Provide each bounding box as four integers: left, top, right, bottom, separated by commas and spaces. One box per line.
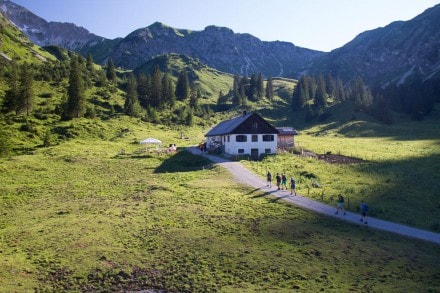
224, 134, 278, 156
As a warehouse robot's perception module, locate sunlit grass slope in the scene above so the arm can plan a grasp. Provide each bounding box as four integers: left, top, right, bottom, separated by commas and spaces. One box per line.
244, 110, 440, 231
0, 119, 439, 291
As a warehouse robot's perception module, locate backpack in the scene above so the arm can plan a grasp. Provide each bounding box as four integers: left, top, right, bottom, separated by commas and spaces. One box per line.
362, 203, 369, 212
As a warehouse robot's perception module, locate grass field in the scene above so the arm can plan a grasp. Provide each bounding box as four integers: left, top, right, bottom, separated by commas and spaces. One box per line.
243, 114, 440, 232
1, 118, 439, 291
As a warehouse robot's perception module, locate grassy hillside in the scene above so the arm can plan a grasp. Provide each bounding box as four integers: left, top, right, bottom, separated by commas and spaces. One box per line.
0, 19, 439, 291
135, 53, 234, 100
244, 105, 440, 231
1, 120, 439, 291
0, 12, 55, 64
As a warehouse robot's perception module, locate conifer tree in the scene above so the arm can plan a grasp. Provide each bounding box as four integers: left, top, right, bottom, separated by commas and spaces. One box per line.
43, 128, 51, 147
17, 63, 33, 116
256, 73, 264, 101
175, 69, 190, 101
325, 75, 335, 98
137, 73, 150, 108
232, 75, 241, 105
86, 53, 95, 74
335, 79, 345, 102
66, 56, 85, 119
189, 87, 201, 111
3, 63, 19, 114
185, 108, 194, 126
248, 74, 257, 101
146, 105, 160, 123
124, 73, 141, 117
240, 76, 249, 101
292, 76, 310, 110
314, 75, 327, 108
306, 75, 317, 99
166, 76, 175, 109
151, 66, 162, 107
106, 58, 116, 82
304, 104, 316, 122
217, 90, 228, 106
96, 70, 107, 87
161, 73, 175, 109
352, 78, 372, 111
239, 77, 248, 106
265, 77, 274, 101
371, 94, 393, 124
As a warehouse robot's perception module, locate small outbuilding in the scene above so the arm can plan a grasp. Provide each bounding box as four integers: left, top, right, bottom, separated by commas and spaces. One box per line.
276, 127, 298, 150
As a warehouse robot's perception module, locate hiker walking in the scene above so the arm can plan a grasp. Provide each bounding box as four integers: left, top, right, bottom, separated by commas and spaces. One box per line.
290, 177, 296, 195
335, 194, 346, 215
275, 173, 281, 190
199, 142, 204, 153
266, 171, 272, 187
360, 200, 369, 224
281, 173, 287, 190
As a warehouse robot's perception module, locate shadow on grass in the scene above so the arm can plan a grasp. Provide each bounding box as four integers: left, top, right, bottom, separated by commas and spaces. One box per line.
114, 154, 158, 159
154, 150, 214, 173
350, 153, 440, 231
247, 188, 293, 203
303, 107, 440, 141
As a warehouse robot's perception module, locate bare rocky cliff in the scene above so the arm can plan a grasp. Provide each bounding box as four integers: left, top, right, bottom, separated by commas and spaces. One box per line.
110, 22, 323, 77
0, 0, 105, 50
307, 4, 440, 87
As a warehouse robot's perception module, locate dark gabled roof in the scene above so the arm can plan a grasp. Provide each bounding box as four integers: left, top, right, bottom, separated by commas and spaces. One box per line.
205, 112, 277, 136
205, 112, 253, 136
276, 127, 298, 136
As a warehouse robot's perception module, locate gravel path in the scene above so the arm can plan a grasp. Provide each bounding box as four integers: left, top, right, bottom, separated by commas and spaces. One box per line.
187, 147, 440, 245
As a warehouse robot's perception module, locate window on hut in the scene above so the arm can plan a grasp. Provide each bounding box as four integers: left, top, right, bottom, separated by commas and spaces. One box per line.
236, 135, 247, 142
262, 135, 274, 141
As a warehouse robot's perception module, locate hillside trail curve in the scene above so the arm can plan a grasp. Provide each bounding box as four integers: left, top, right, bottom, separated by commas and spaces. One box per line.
186, 147, 440, 245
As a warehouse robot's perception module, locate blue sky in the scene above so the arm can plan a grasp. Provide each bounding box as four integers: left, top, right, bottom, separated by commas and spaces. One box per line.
10, 0, 440, 52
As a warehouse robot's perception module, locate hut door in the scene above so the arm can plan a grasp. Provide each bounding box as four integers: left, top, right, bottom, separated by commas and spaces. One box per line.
251, 148, 259, 160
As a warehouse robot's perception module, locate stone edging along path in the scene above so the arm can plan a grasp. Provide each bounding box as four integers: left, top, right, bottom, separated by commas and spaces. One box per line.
187, 147, 440, 245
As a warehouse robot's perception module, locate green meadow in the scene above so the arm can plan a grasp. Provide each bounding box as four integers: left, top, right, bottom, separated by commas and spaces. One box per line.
1, 118, 439, 292
244, 114, 440, 232
1, 12, 439, 290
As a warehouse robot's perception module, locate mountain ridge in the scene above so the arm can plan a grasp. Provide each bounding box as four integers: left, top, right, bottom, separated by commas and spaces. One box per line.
308, 4, 440, 87
1, 0, 440, 90
0, 0, 323, 78
108, 21, 323, 78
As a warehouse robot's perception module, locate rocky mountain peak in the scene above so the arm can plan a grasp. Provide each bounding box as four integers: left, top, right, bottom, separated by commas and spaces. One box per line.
308, 4, 440, 86
0, 0, 104, 50
203, 25, 234, 35
2, 0, 440, 88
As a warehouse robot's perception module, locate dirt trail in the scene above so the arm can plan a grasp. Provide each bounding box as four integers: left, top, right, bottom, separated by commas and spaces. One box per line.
187, 147, 440, 245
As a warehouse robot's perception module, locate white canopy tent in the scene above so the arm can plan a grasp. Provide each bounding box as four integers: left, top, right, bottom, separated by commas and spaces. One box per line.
140, 137, 162, 145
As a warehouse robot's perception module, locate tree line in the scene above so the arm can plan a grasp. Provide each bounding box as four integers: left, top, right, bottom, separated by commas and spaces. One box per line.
1, 51, 439, 134
217, 74, 274, 108
0, 53, 213, 126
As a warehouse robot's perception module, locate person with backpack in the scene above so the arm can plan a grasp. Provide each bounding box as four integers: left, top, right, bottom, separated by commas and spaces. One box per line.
360, 200, 369, 224
275, 173, 281, 190
266, 171, 272, 187
290, 177, 296, 195
281, 173, 287, 190
335, 194, 346, 215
